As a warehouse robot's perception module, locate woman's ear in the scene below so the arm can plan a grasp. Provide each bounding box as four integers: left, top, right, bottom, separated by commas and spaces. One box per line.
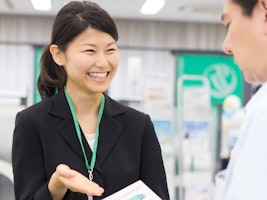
49, 44, 65, 66
260, 0, 267, 18
261, 0, 267, 9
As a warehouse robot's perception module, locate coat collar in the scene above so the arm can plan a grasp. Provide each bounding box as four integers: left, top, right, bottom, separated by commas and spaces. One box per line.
47, 90, 125, 171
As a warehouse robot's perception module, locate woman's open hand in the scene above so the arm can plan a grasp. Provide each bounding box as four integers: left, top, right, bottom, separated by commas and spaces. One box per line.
48, 164, 104, 200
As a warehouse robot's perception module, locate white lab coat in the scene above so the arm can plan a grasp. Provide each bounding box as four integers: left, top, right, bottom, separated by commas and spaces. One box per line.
215, 82, 267, 200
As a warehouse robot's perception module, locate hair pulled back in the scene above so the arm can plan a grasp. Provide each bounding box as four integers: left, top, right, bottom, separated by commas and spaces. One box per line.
37, 1, 118, 99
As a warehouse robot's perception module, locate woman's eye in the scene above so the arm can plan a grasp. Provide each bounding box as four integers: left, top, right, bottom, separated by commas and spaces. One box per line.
107, 48, 116, 52
85, 49, 95, 53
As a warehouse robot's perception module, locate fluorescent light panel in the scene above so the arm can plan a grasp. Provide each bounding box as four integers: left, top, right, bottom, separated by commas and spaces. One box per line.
140, 0, 166, 15
31, 0, 51, 11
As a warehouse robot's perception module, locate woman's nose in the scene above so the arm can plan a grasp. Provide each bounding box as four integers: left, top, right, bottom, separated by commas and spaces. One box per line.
95, 52, 109, 67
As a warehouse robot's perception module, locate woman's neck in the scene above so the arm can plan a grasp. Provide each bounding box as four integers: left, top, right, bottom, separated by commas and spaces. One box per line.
65, 86, 102, 117
65, 87, 103, 135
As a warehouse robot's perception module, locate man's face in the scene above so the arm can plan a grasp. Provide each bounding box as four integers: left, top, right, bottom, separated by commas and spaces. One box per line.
221, 0, 267, 83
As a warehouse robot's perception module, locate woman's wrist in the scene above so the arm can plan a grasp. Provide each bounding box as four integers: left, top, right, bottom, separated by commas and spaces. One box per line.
48, 172, 68, 200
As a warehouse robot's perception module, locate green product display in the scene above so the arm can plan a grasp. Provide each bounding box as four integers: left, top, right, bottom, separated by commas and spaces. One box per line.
176, 53, 243, 105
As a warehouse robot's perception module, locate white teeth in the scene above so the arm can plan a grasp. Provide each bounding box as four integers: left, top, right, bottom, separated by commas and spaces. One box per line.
88, 72, 108, 78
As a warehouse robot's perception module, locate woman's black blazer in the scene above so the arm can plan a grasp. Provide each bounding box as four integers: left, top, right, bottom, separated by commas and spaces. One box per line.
12, 90, 170, 200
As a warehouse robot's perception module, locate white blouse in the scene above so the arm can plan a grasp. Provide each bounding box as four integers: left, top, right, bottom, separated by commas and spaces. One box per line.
84, 133, 96, 150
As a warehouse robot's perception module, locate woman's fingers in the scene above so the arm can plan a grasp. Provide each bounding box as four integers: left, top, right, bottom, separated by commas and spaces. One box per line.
56, 164, 75, 178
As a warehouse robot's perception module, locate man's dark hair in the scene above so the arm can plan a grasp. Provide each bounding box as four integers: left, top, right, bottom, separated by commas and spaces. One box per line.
232, 0, 258, 16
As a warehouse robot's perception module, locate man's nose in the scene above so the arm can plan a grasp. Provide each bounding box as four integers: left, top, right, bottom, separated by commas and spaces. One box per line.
222, 38, 232, 55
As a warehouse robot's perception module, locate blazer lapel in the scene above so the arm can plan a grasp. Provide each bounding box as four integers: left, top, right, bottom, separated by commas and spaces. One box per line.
96, 113, 123, 165
95, 95, 125, 166
48, 90, 88, 160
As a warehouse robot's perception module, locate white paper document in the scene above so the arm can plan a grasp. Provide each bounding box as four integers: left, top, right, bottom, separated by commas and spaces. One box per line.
102, 180, 162, 200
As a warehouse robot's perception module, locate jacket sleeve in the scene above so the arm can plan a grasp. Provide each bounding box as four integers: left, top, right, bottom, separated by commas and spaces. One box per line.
12, 111, 53, 200
140, 115, 170, 200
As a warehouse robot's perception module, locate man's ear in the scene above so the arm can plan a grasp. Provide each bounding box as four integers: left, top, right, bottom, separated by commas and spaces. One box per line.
259, 0, 267, 34
49, 44, 65, 66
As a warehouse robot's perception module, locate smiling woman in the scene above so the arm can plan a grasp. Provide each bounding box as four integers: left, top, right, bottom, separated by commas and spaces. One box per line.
49, 27, 119, 96
12, 1, 170, 200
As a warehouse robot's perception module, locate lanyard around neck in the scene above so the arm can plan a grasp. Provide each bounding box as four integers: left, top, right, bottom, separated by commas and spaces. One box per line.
64, 88, 105, 171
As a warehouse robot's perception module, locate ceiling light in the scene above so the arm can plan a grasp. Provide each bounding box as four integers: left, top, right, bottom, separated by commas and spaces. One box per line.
140, 0, 166, 15
31, 0, 51, 11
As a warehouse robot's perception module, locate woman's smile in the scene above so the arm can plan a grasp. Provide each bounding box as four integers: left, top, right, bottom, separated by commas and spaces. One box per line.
87, 72, 109, 81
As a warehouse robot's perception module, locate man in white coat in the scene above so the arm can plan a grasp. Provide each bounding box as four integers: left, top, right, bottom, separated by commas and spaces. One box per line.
216, 0, 267, 199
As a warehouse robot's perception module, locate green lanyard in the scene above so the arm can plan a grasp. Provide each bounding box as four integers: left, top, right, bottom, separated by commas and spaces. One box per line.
64, 88, 105, 179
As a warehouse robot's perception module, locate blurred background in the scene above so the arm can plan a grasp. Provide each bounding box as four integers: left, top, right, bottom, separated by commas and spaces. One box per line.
0, 0, 254, 199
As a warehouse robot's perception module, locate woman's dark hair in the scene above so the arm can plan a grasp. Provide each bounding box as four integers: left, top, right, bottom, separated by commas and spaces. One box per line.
37, 1, 119, 99
232, 0, 258, 16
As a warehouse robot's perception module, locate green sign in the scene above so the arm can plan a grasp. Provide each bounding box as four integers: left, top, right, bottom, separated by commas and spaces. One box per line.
176, 53, 243, 104
34, 48, 43, 103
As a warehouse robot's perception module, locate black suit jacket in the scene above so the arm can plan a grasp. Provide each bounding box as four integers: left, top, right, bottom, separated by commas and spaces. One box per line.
12, 90, 170, 200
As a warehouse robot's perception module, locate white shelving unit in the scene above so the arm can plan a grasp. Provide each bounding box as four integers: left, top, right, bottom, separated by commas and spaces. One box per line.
175, 75, 214, 200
